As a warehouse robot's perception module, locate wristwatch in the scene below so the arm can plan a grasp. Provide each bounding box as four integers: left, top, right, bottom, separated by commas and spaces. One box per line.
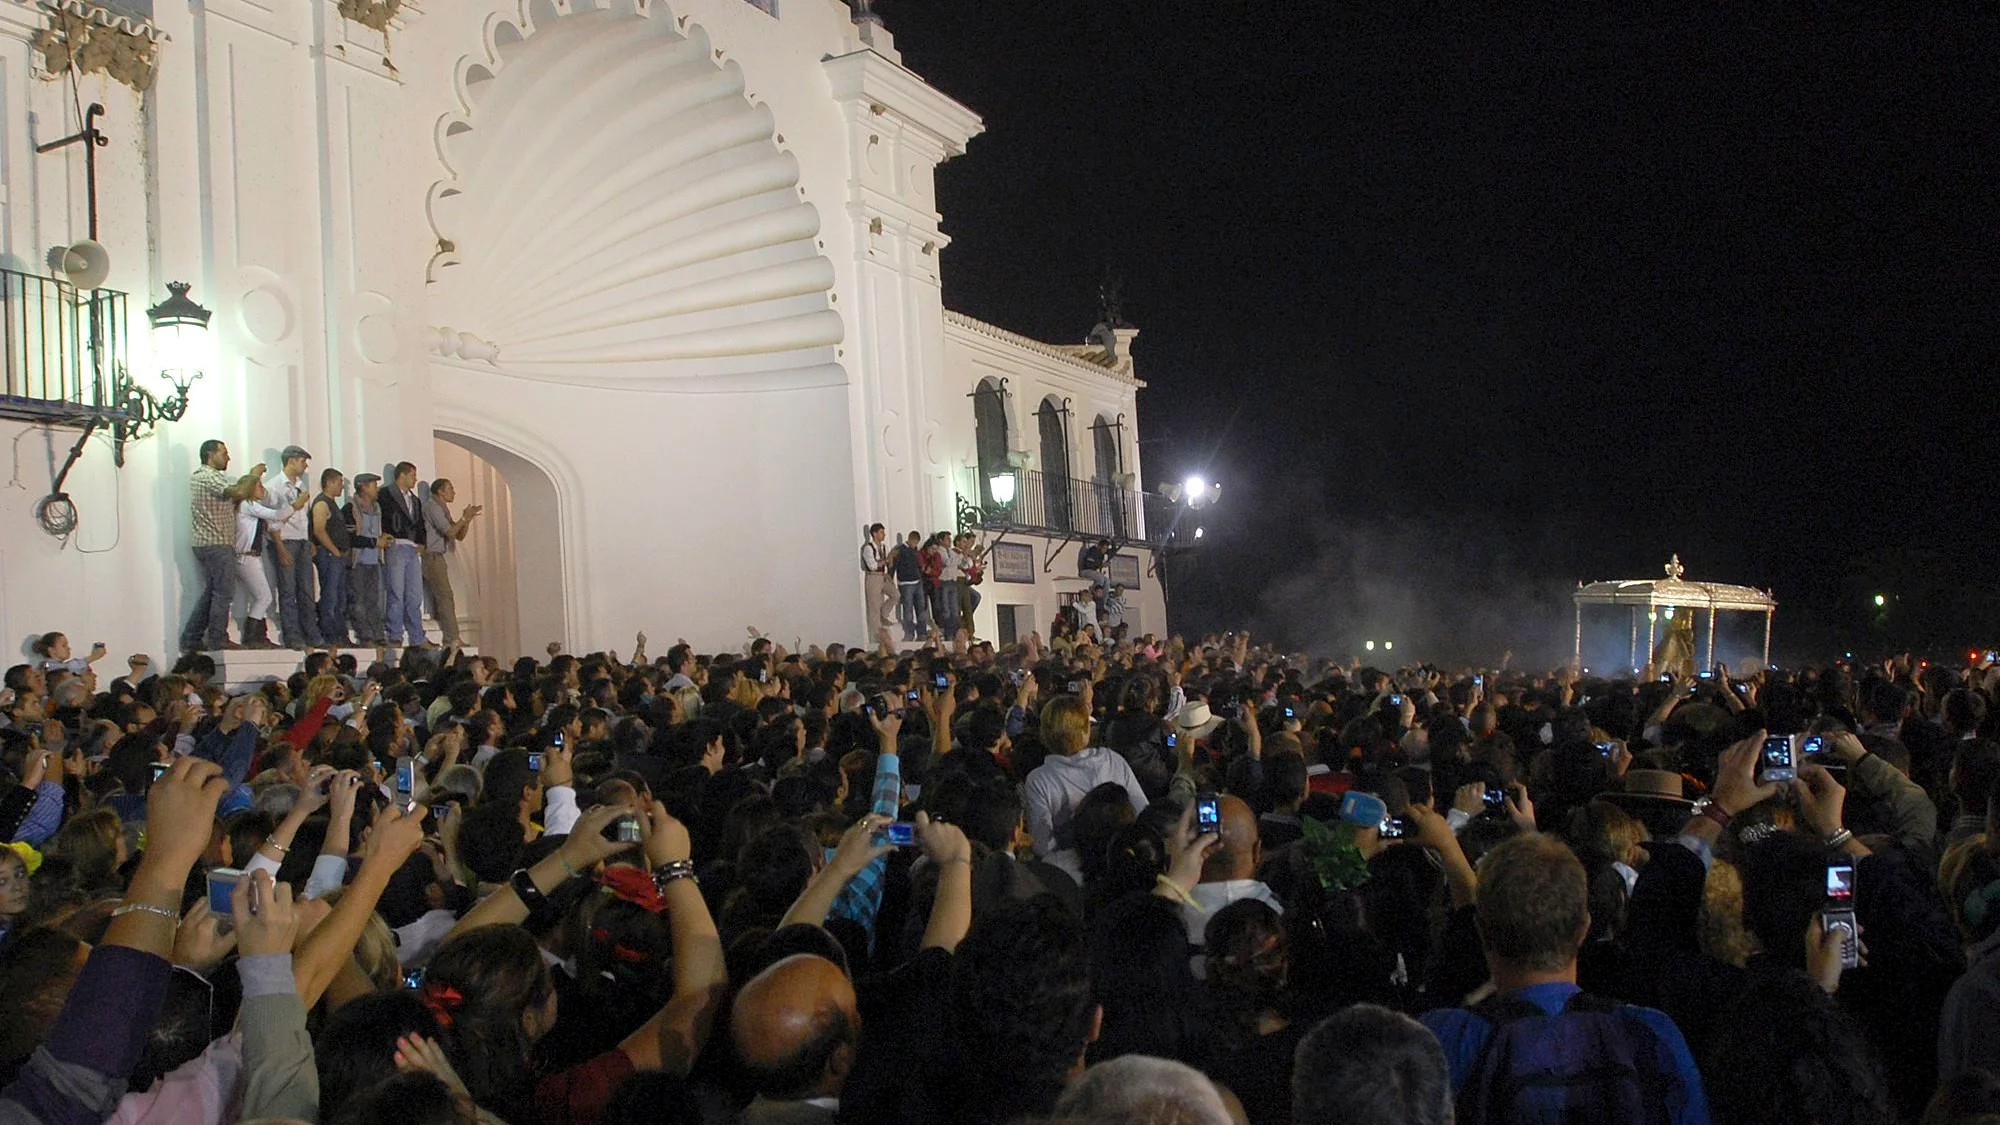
1691, 797, 1731, 831
653, 859, 697, 893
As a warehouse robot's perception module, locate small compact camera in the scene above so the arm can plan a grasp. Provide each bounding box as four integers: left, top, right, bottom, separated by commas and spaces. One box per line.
607, 815, 643, 844
933, 671, 950, 689
1483, 786, 1508, 810
208, 867, 245, 918
1759, 735, 1796, 783
526, 752, 544, 772
881, 822, 917, 847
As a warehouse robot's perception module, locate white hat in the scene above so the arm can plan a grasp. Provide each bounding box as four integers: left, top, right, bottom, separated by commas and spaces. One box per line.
1171, 700, 1225, 740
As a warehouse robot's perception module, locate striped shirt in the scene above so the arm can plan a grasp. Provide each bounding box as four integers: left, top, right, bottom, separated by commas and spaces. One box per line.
189, 466, 235, 548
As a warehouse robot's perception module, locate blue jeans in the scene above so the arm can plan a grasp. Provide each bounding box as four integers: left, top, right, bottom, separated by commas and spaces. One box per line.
314, 551, 349, 644
897, 582, 925, 640
179, 544, 235, 651
384, 543, 427, 645
274, 540, 321, 646
348, 563, 385, 643
934, 581, 960, 635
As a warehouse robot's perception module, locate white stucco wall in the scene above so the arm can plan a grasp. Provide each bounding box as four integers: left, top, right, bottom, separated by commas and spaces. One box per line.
0, 0, 1164, 663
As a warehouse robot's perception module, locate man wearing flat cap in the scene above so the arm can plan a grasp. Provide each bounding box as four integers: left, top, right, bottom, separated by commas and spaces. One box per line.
265, 444, 323, 648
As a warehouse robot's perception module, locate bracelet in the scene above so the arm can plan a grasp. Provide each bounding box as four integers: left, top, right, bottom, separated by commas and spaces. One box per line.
111, 901, 181, 923
558, 854, 582, 880
510, 868, 549, 912
652, 859, 697, 892
1699, 804, 1732, 832
262, 837, 291, 855
1825, 828, 1854, 850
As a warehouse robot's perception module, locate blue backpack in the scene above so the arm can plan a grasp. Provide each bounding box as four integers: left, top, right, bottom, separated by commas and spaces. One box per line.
1456, 991, 1674, 1125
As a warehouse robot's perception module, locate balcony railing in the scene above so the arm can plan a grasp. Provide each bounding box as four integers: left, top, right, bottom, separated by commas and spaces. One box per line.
0, 267, 130, 424
969, 468, 1144, 543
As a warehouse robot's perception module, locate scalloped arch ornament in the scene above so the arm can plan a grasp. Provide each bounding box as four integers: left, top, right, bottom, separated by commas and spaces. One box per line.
426, 0, 845, 391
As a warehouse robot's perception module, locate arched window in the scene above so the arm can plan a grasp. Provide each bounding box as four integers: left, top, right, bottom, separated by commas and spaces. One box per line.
1091, 416, 1126, 538
1037, 398, 1072, 531
974, 379, 1009, 508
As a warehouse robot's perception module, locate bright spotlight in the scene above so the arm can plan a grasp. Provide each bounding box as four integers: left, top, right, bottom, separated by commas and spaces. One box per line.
1364, 640, 1375, 651
1873, 593, 1886, 608
1183, 476, 1208, 503
1384, 641, 1394, 651
1193, 526, 1204, 539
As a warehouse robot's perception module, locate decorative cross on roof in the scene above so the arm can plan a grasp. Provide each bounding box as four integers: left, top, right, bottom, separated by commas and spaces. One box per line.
1664, 554, 1686, 581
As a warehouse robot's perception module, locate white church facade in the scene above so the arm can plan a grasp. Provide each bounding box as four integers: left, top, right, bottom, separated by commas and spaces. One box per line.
0, 0, 1167, 661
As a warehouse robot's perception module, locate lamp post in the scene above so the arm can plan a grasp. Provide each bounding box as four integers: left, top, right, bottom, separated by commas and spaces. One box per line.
988, 471, 1016, 507
115, 282, 212, 465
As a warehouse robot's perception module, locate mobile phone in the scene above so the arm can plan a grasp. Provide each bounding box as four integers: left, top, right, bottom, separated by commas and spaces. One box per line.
1596, 741, 1616, 758
1801, 734, 1827, 758
862, 703, 877, 719
882, 821, 917, 846
429, 803, 451, 827
1483, 786, 1507, 810
1759, 734, 1796, 783
1339, 791, 1389, 831
526, 752, 544, 772
395, 757, 416, 795
402, 965, 427, 990
758, 666, 769, 683
150, 761, 171, 782
1824, 863, 1859, 969
1067, 681, 1084, 695
933, 671, 950, 689
906, 689, 921, 703
606, 814, 643, 844
1282, 704, 1296, 721
1166, 732, 1179, 750
1379, 815, 1412, 840
1195, 795, 1222, 835
1387, 694, 1404, 708
208, 867, 245, 917
1698, 670, 1713, 680
552, 731, 565, 750
1474, 674, 1484, 686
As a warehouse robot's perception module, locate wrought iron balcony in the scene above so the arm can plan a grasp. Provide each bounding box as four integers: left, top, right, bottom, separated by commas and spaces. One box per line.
0, 267, 131, 425
959, 468, 1147, 544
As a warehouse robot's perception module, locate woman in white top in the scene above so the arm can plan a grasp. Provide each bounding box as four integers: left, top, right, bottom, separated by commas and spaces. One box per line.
232, 478, 299, 648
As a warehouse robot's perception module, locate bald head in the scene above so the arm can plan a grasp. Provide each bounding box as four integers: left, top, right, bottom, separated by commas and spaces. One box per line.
1201, 794, 1261, 883
730, 954, 859, 1101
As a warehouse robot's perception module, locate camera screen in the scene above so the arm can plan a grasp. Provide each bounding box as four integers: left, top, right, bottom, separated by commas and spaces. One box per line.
208, 869, 243, 916
934, 672, 949, 689
1387, 694, 1404, 708
883, 822, 917, 846
1761, 736, 1794, 769
526, 753, 544, 772
1195, 796, 1221, 834
1826, 864, 1855, 902
1801, 735, 1826, 757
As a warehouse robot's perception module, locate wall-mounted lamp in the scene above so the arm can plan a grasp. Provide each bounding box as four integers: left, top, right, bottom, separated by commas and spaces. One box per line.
115, 281, 212, 464
988, 471, 1017, 506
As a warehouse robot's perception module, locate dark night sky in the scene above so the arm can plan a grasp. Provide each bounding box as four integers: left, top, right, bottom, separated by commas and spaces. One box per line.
886, 3, 2000, 664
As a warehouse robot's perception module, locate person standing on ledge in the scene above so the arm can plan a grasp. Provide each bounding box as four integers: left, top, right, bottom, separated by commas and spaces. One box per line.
422, 477, 482, 649
310, 468, 352, 646
860, 523, 894, 645
344, 473, 390, 646
379, 461, 429, 648
265, 445, 323, 649
179, 440, 263, 654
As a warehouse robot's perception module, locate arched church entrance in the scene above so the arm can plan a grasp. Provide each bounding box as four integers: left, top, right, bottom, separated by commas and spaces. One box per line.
432, 430, 566, 661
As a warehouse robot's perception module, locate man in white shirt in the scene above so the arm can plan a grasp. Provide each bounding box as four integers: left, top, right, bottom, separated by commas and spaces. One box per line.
1178, 794, 1283, 978
265, 445, 323, 648
860, 524, 894, 644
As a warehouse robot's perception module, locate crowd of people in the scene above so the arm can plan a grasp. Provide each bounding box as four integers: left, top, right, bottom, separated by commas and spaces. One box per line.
179, 439, 483, 655
860, 528, 1132, 649
4, 619, 2000, 1125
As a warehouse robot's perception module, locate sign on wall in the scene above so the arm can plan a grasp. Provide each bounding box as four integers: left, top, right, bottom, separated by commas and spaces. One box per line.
990, 542, 1035, 584
1109, 554, 1142, 590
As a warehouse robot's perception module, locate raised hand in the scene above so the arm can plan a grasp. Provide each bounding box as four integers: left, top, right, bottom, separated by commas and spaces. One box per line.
231, 869, 300, 957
